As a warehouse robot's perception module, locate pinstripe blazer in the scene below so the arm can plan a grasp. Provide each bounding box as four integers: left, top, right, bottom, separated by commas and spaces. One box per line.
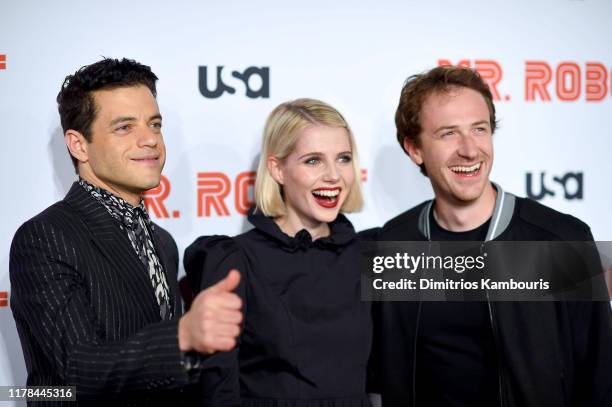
9, 182, 197, 405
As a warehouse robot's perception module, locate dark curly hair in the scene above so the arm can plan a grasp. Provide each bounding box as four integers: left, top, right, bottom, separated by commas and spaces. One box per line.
57, 58, 158, 171
395, 65, 497, 176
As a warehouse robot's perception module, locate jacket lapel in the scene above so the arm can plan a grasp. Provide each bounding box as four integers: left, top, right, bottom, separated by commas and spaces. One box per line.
64, 182, 160, 322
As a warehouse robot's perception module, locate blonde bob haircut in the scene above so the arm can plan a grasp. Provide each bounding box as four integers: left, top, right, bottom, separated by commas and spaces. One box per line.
255, 98, 364, 217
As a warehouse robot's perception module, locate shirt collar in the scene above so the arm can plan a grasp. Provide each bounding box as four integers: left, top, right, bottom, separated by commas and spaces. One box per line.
78, 177, 151, 230
246, 206, 356, 251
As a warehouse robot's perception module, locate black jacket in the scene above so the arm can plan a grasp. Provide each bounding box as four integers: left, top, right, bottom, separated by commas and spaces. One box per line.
10, 182, 197, 406
369, 186, 612, 407
184, 209, 372, 406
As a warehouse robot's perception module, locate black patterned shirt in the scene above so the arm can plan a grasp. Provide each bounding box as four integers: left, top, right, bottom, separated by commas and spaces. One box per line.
79, 178, 173, 320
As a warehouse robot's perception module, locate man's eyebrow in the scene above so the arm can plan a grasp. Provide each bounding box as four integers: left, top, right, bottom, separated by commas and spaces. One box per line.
109, 116, 136, 127
433, 120, 490, 133
108, 114, 162, 127
433, 124, 458, 133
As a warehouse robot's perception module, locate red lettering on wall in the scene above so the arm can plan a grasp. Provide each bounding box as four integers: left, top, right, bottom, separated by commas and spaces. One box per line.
556, 62, 581, 101
0, 54, 6, 70
0, 291, 8, 307
197, 172, 231, 217
438, 59, 471, 68
585, 62, 608, 102
235, 172, 256, 215
525, 61, 552, 101
526, 61, 612, 102
438, 59, 503, 101
144, 175, 171, 218
474, 60, 503, 101
146, 169, 369, 219
360, 168, 368, 182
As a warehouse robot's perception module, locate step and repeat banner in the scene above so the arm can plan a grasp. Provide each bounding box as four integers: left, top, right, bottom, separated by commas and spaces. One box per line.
1, 0, 611, 399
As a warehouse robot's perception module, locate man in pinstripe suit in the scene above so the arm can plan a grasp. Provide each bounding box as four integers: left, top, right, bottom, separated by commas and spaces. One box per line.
9, 58, 242, 405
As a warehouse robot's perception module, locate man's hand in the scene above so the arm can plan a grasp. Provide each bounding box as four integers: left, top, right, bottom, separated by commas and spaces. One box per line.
178, 269, 242, 354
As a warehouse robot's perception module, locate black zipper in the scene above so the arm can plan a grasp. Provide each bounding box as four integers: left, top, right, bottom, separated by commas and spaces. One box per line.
412, 300, 422, 407
482, 242, 505, 407
412, 239, 432, 407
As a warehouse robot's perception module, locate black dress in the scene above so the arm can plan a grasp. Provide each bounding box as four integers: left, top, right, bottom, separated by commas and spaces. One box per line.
184, 208, 372, 407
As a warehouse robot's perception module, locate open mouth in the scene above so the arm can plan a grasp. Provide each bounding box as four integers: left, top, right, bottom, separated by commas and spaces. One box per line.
449, 162, 482, 177
312, 188, 341, 208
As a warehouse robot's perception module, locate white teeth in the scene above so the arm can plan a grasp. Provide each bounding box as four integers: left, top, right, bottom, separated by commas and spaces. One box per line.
450, 162, 481, 173
312, 189, 340, 197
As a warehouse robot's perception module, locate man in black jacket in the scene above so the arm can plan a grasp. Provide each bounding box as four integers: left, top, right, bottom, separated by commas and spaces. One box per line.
9, 58, 242, 405
370, 66, 612, 407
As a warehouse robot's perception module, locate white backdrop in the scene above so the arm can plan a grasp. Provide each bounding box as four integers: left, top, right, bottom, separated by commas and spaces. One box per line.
1, 0, 611, 401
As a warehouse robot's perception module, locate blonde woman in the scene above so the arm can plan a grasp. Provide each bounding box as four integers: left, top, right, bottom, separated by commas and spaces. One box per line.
185, 98, 371, 406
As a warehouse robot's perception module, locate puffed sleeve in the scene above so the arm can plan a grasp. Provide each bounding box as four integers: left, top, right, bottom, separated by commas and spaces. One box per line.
358, 227, 382, 242
184, 235, 246, 407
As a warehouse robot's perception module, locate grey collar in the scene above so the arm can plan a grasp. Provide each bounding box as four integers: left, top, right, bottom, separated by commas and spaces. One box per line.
418, 182, 516, 241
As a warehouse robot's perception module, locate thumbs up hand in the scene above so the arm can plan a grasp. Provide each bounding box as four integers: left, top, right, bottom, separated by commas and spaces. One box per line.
178, 270, 243, 354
